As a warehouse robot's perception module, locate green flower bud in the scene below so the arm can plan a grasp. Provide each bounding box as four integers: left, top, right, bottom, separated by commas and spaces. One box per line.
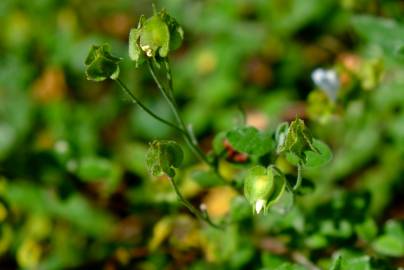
244, 166, 286, 214
128, 7, 184, 66
84, 44, 122, 81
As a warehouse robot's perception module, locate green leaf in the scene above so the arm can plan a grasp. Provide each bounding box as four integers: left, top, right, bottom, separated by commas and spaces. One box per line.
84, 44, 122, 81
285, 152, 300, 166
305, 234, 328, 249
330, 252, 371, 270
75, 157, 121, 193
212, 131, 227, 155
261, 253, 288, 269
355, 218, 378, 242
226, 126, 273, 156
329, 255, 342, 270
384, 220, 404, 238
76, 157, 114, 181
372, 235, 404, 257
275, 122, 289, 153
372, 220, 404, 257
128, 28, 141, 62
304, 139, 332, 168
146, 140, 183, 177
352, 15, 404, 54
161, 11, 184, 51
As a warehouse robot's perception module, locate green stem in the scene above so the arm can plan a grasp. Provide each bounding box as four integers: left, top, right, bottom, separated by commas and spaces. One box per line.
168, 177, 223, 229
164, 60, 176, 102
115, 79, 186, 135
147, 61, 210, 165
293, 163, 302, 191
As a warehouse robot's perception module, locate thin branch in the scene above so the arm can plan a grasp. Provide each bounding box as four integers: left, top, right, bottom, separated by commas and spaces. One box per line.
116, 79, 186, 135
293, 163, 302, 191
147, 60, 210, 165
168, 176, 223, 229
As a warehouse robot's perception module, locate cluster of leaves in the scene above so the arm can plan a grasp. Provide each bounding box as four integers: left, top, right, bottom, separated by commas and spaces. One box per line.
0, 0, 403, 269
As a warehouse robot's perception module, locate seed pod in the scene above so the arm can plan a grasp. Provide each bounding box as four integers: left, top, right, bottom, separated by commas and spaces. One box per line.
244, 166, 286, 214
84, 44, 122, 81
277, 119, 317, 164
128, 7, 184, 66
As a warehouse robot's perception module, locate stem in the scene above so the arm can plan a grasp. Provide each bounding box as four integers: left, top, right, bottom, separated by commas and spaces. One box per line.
146, 60, 231, 227
116, 79, 186, 135
164, 60, 176, 102
168, 176, 223, 229
147, 61, 210, 165
293, 163, 302, 191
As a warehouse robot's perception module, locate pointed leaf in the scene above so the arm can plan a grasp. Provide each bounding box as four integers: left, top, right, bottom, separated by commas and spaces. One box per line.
372, 235, 404, 257
304, 139, 332, 168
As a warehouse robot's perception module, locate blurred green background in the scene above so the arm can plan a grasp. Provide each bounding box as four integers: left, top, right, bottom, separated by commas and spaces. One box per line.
0, 0, 403, 269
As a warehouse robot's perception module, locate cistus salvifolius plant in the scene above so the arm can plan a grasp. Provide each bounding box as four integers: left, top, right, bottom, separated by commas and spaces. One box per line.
84, 5, 332, 229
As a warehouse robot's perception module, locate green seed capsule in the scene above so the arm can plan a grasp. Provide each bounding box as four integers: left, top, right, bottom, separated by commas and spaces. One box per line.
128, 7, 184, 66
244, 166, 273, 214
244, 166, 287, 214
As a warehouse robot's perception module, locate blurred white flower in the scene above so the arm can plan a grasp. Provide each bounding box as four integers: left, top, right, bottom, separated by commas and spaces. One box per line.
255, 199, 265, 214
311, 68, 340, 101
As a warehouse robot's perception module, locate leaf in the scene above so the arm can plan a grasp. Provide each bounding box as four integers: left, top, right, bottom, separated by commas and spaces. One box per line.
329, 255, 342, 270
128, 28, 141, 62
372, 235, 404, 257
285, 152, 300, 166
75, 157, 121, 193
275, 122, 289, 153
226, 126, 273, 156
161, 11, 184, 51
262, 253, 288, 269
212, 131, 227, 154
355, 218, 378, 242
384, 220, 404, 238
304, 139, 332, 168
146, 140, 183, 177
352, 15, 404, 54
84, 44, 122, 81
76, 157, 114, 181
305, 234, 328, 249
330, 252, 371, 270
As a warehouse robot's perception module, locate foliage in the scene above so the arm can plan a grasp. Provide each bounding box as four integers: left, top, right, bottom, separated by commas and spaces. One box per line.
0, 0, 403, 269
